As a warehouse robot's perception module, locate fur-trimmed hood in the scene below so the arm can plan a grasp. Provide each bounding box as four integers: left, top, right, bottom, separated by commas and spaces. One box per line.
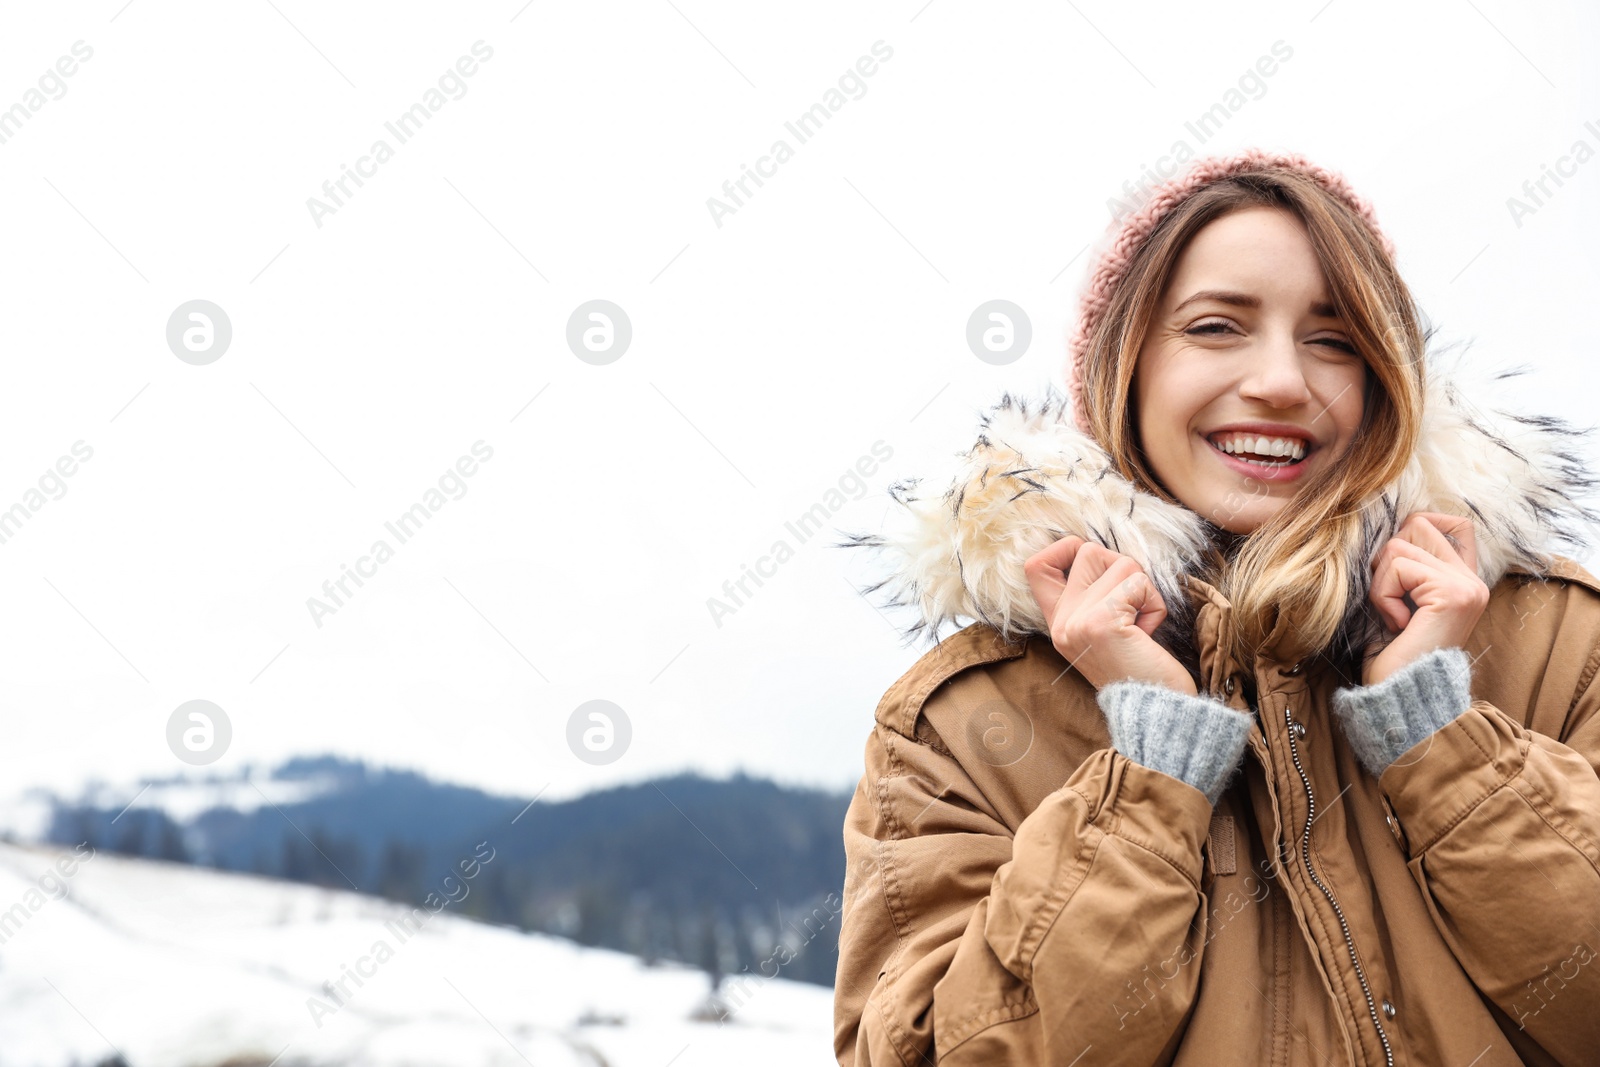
839, 341, 1600, 674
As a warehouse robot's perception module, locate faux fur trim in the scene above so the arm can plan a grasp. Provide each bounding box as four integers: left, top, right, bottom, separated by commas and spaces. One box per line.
838, 339, 1600, 661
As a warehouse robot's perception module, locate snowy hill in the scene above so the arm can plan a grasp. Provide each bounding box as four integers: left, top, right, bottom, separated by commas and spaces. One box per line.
0, 841, 835, 1067
23, 757, 852, 991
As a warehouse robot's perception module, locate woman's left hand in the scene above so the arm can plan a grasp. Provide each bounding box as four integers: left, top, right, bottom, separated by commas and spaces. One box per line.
1363, 511, 1491, 686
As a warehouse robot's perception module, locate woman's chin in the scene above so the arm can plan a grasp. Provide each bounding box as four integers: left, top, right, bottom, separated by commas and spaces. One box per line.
1192, 487, 1282, 535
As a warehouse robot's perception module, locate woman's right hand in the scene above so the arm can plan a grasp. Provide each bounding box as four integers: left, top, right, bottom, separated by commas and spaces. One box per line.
1023, 534, 1198, 695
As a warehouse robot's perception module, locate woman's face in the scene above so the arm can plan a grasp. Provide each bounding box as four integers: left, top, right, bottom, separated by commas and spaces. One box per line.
1133, 206, 1368, 534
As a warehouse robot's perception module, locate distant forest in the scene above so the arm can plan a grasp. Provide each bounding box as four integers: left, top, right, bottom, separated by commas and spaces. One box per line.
46, 757, 853, 989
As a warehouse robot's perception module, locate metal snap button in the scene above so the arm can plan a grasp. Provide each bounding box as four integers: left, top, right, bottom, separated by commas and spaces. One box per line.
1284, 661, 1303, 676
1291, 720, 1307, 739
1224, 676, 1236, 696
1381, 998, 1396, 1020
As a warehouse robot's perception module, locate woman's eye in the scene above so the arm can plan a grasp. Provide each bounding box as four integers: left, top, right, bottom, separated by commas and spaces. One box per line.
1184, 323, 1357, 354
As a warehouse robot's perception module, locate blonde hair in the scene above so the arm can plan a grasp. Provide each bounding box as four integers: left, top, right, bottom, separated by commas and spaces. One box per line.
1077, 166, 1425, 672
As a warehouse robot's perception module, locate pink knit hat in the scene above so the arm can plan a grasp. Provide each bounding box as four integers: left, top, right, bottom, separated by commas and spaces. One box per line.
1063, 149, 1396, 435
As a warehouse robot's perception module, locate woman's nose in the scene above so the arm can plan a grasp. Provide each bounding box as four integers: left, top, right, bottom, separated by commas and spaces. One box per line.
1239, 333, 1313, 406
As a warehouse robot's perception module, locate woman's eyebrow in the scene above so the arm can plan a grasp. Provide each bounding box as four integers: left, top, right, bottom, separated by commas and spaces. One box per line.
1170, 289, 1341, 318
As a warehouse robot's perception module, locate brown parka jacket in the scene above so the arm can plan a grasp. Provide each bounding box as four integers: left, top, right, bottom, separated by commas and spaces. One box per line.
833, 356, 1600, 1066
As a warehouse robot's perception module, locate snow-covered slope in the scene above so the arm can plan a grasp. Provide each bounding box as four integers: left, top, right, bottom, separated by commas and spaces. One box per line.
10, 762, 347, 830
0, 842, 834, 1067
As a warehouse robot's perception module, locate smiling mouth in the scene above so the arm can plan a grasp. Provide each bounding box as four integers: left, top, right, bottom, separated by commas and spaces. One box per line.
1205, 434, 1313, 469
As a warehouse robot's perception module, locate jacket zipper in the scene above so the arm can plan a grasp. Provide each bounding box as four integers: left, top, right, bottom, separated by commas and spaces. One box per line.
1283, 700, 1394, 1067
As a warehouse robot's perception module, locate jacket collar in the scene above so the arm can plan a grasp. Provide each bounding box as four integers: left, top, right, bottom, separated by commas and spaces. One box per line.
843, 341, 1600, 674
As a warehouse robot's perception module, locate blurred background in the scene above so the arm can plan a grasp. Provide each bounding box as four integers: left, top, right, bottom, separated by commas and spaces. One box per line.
0, 1, 1597, 1064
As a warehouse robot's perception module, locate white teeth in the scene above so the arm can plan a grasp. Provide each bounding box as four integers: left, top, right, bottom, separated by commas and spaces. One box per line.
1209, 432, 1307, 462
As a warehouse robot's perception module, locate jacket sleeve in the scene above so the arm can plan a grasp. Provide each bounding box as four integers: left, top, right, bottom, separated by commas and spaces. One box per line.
1346, 639, 1600, 1064
833, 686, 1252, 1066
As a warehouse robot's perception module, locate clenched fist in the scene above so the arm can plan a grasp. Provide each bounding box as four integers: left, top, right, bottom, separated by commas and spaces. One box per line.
1023, 535, 1198, 695
1363, 511, 1490, 686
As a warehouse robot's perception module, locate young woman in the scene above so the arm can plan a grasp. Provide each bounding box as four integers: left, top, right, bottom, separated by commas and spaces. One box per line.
832, 151, 1600, 1066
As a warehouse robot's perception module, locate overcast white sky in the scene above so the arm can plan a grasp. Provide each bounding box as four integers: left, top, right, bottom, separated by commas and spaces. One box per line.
1, 0, 1597, 806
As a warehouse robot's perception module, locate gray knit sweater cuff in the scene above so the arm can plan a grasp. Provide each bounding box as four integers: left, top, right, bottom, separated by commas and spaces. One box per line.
1095, 681, 1253, 806
1330, 646, 1474, 778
